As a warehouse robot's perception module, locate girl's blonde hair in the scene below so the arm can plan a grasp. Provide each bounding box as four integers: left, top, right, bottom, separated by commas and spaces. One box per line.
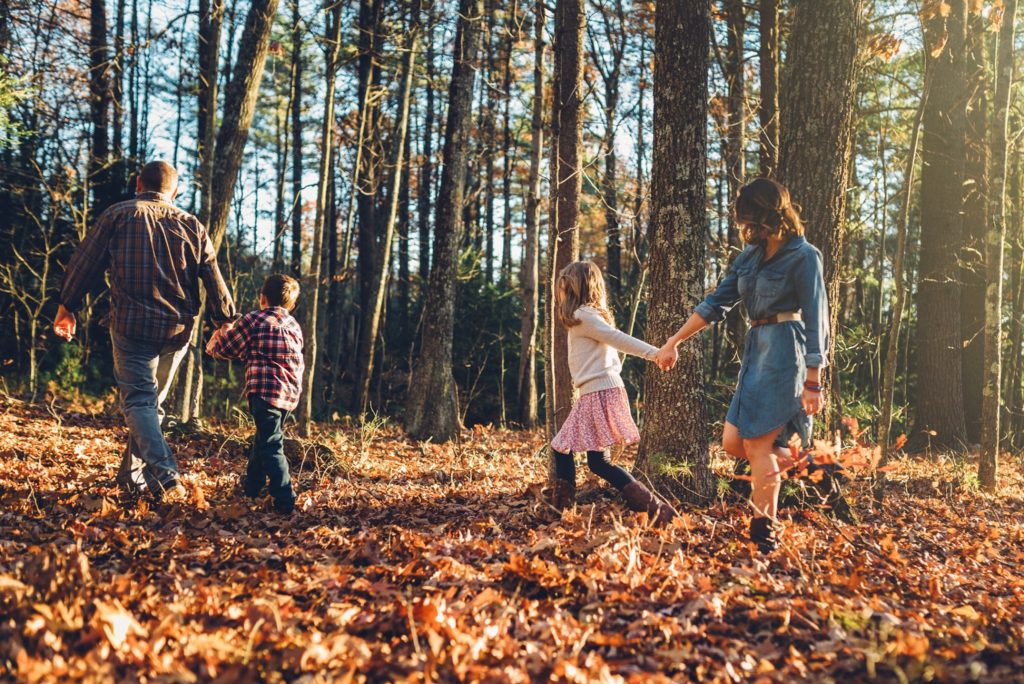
556, 261, 614, 328
734, 177, 805, 246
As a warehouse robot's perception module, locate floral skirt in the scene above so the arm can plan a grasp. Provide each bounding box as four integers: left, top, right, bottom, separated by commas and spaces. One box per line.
551, 387, 640, 453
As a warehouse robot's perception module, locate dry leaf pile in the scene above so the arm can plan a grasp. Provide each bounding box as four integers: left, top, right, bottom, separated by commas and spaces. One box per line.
1, 396, 1023, 682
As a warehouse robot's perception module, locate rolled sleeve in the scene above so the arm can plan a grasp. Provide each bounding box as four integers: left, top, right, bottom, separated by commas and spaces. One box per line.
694, 260, 742, 324
197, 224, 238, 325
60, 210, 114, 312
795, 248, 830, 368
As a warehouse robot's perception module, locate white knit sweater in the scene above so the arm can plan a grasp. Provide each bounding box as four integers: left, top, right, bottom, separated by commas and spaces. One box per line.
567, 306, 658, 395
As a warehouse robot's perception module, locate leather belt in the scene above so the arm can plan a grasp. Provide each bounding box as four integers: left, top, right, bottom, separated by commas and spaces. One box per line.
750, 311, 801, 328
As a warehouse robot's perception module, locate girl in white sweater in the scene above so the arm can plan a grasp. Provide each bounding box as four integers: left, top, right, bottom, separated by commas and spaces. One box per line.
550, 261, 674, 525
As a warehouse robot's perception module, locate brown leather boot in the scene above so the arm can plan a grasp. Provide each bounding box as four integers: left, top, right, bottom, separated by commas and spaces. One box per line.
550, 478, 576, 511
749, 517, 781, 553
621, 481, 675, 527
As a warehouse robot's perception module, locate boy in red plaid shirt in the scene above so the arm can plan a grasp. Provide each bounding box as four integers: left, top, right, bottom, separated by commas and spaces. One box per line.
207, 274, 304, 513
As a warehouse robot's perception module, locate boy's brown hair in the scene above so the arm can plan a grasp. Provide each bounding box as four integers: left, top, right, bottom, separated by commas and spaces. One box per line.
261, 274, 300, 311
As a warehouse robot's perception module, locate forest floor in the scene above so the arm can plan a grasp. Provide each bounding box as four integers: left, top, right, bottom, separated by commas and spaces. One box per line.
1, 395, 1024, 683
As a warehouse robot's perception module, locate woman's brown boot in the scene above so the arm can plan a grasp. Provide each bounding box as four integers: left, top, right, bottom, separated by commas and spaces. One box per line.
550, 478, 576, 511
749, 517, 781, 553
621, 481, 675, 527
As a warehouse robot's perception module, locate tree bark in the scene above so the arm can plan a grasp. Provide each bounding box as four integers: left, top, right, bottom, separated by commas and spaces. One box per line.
290, 0, 304, 277
723, 0, 746, 364
913, 0, 969, 450
88, 0, 113, 213
635, 0, 713, 504
517, 0, 545, 429
758, 0, 779, 176
777, 0, 863, 429
418, 7, 436, 281
298, 0, 343, 433
961, 7, 989, 444
545, 0, 584, 475
353, 18, 419, 415
979, 0, 1017, 490
405, 0, 485, 442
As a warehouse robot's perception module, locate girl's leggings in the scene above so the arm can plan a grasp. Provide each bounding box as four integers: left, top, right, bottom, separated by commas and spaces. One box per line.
552, 449, 636, 490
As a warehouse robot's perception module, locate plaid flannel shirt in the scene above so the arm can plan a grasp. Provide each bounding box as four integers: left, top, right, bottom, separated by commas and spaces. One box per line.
60, 191, 237, 345
207, 307, 305, 411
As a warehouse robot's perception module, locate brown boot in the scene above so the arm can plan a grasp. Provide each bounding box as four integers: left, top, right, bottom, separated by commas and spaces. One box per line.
550, 478, 576, 511
749, 517, 781, 553
621, 481, 675, 527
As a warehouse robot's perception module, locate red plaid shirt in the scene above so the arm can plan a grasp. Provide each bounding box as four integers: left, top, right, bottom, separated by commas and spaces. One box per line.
60, 192, 237, 345
207, 307, 305, 411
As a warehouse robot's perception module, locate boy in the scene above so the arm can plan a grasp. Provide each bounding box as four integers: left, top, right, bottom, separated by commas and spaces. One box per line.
207, 274, 304, 513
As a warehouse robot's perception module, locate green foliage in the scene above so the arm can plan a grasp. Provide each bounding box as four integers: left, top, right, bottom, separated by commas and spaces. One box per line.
0, 58, 31, 149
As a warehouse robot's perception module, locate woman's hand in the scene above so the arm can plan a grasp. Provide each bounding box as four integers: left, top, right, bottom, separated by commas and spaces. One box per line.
802, 388, 824, 416
654, 342, 678, 371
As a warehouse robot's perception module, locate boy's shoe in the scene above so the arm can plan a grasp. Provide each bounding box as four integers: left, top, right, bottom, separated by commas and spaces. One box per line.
155, 481, 189, 504
273, 497, 296, 515
749, 517, 781, 554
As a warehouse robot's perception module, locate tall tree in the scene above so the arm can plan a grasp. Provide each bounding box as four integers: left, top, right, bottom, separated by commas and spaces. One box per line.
88, 0, 113, 213
298, 0, 344, 432
913, 0, 969, 449
722, 0, 746, 363
961, 6, 989, 444
353, 11, 419, 415
979, 0, 1018, 489
758, 0, 779, 176
636, 0, 713, 504
290, 1, 304, 278
777, 0, 863, 423
518, 0, 545, 428
405, 0, 485, 441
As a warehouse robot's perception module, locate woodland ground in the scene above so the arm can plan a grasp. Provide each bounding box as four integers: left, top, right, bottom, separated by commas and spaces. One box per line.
1, 395, 1024, 683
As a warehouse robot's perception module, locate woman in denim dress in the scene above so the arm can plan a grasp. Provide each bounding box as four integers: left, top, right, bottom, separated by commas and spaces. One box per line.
654, 178, 829, 553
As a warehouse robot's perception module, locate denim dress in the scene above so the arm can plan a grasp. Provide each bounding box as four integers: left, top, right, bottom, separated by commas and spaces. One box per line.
695, 236, 830, 443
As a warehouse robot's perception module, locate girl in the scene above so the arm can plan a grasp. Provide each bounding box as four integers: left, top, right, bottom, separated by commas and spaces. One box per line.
654, 178, 830, 553
550, 261, 674, 526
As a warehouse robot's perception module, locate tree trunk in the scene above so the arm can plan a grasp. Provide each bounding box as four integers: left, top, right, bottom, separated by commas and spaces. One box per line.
518, 0, 545, 429
298, 0, 343, 433
913, 0, 969, 450
545, 0, 584, 475
499, 5, 516, 288
777, 0, 863, 430
635, 0, 713, 504
290, 0, 303, 277
758, 0, 779, 176
723, 0, 746, 365
961, 8, 989, 444
979, 0, 1017, 490
405, 0, 485, 442
353, 20, 418, 415
418, 8, 436, 281
1006, 140, 1024, 448
88, 0, 113, 214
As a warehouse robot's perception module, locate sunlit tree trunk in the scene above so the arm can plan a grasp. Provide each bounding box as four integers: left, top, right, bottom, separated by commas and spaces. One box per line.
544, 0, 584, 479
913, 0, 969, 450
517, 0, 545, 429
405, 0, 485, 442
979, 0, 1017, 490
635, 0, 713, 504
758, 0, 779, 176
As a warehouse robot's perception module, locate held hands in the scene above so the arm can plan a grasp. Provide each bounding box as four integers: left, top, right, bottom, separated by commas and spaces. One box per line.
653, 341, 679, 372
53, 305, 76, 341
205, 322, 233, 356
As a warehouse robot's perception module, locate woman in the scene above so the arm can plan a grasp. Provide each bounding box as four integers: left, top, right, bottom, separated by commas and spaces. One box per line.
654, 178, 829, 552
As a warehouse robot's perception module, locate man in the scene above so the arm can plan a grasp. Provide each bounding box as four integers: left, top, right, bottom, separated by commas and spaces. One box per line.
55, 160, 237, 500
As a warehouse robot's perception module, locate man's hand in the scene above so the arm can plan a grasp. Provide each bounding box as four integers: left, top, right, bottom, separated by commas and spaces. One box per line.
54, 305, 76, 341
653, 342, 679, 371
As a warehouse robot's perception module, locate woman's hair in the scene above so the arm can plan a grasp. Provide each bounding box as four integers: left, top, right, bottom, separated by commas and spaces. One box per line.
734, 177, 805, 245
556, 261, 614, 328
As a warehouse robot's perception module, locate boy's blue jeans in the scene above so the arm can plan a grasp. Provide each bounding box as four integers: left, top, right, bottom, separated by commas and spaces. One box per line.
246, 395, 294, 506
111, 332, 188, 493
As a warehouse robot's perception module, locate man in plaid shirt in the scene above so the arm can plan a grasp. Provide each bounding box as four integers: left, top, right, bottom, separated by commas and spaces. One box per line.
54, 161, 237, 501
207, 274, 304, 514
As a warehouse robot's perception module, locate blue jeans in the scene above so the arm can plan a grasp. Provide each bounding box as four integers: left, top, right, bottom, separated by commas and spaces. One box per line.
247, 395, 294, 507
111, 332, 188, 493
